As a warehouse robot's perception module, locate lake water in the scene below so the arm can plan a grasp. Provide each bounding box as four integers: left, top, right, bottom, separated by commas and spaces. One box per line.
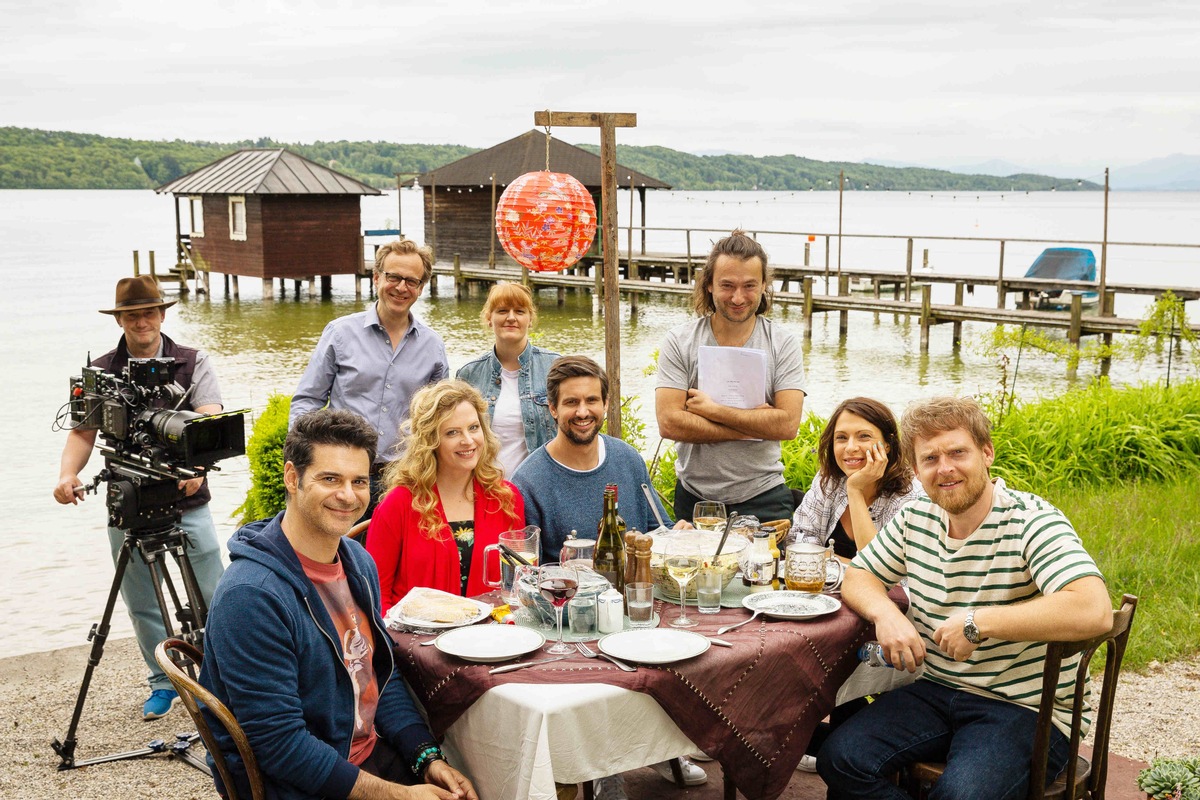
3, 188, 1197, 658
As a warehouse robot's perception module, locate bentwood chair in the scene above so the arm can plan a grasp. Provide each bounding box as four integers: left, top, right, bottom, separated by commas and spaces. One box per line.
155, 638, 266, 800
906, 594, 1138, 800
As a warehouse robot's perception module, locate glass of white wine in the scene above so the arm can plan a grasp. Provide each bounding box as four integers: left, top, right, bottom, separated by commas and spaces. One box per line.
692, 501, 727, 532
665, 535, 701, 628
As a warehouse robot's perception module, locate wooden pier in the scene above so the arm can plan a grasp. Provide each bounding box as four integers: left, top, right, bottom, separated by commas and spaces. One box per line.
418, 247, 1200, 375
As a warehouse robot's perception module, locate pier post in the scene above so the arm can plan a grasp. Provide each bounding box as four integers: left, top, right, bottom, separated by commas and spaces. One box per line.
905, 239, 913, 301
1067, 294, 1084, 379
802, 277, 814, 340
148, 250, 156, 280
923, 249, 929, 271
522, 264, 531, 289
684, 230, 692, 284
321, 276, 331, 299
308, 275, 316, 299
1100, 290, 1115, 375
838, 274, 850, 337
952, 282, 965, 347
223, 274, 230, 298
557, 286, 565, 306
261, 278, 273, 302
454, 254, 463, 299
996, 240, 1006, 309
232, 275, 239, 300
356, 274, 363, 301
132, 250, 140, 276
293, 280, 301, 300
919, 284, 932, 353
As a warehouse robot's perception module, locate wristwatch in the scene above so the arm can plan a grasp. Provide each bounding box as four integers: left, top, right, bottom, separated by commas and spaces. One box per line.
963, 608, 985, 644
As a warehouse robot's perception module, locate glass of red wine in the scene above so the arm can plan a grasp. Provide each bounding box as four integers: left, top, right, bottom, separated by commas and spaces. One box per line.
537, 562, 579, 654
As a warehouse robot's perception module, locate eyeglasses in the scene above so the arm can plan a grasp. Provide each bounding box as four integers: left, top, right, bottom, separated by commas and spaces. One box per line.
380, 272, 423, 289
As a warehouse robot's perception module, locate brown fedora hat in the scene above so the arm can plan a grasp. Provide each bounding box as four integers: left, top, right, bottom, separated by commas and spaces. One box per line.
99, 276, 177, 315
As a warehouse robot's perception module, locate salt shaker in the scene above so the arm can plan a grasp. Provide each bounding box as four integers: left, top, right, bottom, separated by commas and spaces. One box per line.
596, 587, 624, 633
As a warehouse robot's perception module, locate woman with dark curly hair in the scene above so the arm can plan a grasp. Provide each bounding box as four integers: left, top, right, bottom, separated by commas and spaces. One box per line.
785, 397, 922, 559
367, 380, 524, 611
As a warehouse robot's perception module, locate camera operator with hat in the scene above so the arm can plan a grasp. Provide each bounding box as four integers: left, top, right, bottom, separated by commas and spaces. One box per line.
53, 275, 226, 721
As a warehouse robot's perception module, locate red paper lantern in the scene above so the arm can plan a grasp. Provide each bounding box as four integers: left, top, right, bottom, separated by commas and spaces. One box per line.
495, 171, 597, 272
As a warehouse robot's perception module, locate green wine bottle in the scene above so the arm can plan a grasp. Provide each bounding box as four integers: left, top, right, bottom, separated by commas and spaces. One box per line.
593, 484, 627, 593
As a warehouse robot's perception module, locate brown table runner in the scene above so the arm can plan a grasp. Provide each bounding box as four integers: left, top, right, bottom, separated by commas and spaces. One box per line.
391, 589, 904, 800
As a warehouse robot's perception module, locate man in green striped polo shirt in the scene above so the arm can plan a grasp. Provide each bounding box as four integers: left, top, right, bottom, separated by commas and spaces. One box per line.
817, 396, 1113, 800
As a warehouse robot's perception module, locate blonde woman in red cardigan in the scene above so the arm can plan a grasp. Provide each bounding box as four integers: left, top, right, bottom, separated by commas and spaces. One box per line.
367, 380, 525, 612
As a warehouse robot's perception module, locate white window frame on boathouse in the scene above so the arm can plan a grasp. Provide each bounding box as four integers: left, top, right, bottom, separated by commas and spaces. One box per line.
228, 196, 247, 241
189, 196, 204, 238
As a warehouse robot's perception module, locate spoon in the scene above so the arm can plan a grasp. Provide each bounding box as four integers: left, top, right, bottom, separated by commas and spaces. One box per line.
641, 483, 667, 530
715, 609, 765, 635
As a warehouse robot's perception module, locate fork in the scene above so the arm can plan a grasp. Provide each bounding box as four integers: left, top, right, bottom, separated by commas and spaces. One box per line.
575, 641, 636, 672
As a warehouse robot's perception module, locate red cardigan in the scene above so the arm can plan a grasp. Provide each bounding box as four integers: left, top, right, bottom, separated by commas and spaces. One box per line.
366, 480, 525, 612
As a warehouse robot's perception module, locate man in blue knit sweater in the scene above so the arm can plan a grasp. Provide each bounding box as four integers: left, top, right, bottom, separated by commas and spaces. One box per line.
512, 356, 701, 798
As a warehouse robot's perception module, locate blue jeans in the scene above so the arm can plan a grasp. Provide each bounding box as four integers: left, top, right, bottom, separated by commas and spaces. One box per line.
107, 505, 225, 691
817, 679, 1070, 800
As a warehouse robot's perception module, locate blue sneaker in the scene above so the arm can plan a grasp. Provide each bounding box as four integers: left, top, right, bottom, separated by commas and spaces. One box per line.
143, 689, 179, 720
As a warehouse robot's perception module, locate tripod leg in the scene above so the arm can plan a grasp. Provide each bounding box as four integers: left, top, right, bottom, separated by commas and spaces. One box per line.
52, 538, 137, 770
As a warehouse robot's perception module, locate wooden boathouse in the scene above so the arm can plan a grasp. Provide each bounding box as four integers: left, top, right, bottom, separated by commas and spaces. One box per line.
416, 130, 671, 264
156, 149, 381, 298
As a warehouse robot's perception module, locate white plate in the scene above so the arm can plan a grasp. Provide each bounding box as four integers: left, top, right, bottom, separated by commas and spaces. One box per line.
598, 629, 710, 665
386, 596, 492, 630
434, 625, 546, 663
741, 591, 841, 620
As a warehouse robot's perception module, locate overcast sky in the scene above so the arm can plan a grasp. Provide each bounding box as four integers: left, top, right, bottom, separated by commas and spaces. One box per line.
3, 0, 1196, 176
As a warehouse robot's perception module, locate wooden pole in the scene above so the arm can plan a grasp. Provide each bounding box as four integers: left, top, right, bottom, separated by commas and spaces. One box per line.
490, 174, 497, 268
837, 170, 844, 283
534, 110, 637, 439
639, 187, 647, 255
997, 240, 1006, 309
1100, 167, 1110, 315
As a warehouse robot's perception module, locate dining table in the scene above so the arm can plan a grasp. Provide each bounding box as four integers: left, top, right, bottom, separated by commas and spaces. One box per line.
389, 585, 907, 800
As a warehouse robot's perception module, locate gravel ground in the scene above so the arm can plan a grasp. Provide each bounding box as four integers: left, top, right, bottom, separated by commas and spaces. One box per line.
2, 637, 1196, 799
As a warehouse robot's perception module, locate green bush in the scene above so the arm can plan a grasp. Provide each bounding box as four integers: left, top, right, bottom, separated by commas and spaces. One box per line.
236, 393, 291, 524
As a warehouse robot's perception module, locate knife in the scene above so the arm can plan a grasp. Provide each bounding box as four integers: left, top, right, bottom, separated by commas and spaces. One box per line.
488, 655, 569, 674
707, 637, 734, 648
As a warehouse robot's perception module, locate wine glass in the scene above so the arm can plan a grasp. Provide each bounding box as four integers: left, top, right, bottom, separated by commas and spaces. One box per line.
537, 562, 579, 654
665, 536, 701, 629
692, 501, 727, 532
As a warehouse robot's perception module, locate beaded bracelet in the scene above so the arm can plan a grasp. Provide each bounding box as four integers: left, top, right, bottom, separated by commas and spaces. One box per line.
411, 742, 445, 778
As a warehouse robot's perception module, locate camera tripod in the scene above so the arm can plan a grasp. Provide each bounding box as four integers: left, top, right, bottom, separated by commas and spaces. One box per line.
52, 513, 212, 776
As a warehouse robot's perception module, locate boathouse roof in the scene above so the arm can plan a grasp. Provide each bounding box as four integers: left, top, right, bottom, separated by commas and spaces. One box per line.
155, 149, 382, 196
415, 130, 672, 190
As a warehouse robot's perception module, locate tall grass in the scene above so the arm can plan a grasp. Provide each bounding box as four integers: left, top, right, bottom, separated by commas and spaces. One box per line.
991, 380, 1200, 494
1050, 477, 1200, 672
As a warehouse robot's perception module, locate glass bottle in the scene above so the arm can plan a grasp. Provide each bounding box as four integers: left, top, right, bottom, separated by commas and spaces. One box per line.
594, 485, 627, 594
741, 529, 776, 592
766, 525, 781, 591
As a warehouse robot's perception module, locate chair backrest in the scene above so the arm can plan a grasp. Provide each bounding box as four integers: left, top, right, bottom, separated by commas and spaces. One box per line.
347, 520, 370, 545
1028, 593, 1138, 800
154, 638, 266, 800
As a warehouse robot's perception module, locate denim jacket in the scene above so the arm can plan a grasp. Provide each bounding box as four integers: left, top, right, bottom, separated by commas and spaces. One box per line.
456, 343, 561, 455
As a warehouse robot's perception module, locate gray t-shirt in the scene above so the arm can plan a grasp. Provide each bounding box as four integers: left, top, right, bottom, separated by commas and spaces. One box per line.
656, 316, 806, 503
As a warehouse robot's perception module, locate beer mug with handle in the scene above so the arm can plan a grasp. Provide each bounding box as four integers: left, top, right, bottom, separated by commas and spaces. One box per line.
784, 540, 844, 593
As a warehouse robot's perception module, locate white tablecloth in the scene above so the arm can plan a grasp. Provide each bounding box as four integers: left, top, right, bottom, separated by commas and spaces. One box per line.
438, 683, 698, 800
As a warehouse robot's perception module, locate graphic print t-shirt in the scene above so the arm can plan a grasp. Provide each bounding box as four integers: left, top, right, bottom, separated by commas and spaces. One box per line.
298, 551, 381, 765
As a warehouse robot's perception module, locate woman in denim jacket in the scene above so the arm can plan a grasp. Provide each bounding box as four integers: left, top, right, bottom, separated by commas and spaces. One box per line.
456, 283, 560, 477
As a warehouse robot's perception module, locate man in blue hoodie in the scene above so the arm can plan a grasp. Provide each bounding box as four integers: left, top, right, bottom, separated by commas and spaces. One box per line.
201, 409, 477, 800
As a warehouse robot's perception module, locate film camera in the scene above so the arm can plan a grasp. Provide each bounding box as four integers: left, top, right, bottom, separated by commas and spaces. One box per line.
68, 356, 246, 531
53, 356, 247, 771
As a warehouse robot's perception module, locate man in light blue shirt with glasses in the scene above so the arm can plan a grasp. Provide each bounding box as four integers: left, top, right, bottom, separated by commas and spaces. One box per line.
291, 240, 449, 518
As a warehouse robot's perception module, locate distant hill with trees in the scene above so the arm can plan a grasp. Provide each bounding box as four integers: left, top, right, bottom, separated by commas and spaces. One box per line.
0, 126, 1099, 192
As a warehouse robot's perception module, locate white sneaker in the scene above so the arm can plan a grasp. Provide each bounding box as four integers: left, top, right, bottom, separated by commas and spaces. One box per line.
592, 775, 627, 800
651, 758, 708, 786
797, 754, 818, 773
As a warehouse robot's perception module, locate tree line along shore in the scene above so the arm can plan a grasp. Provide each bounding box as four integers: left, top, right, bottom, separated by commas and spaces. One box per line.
0, 126, 1101, 192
